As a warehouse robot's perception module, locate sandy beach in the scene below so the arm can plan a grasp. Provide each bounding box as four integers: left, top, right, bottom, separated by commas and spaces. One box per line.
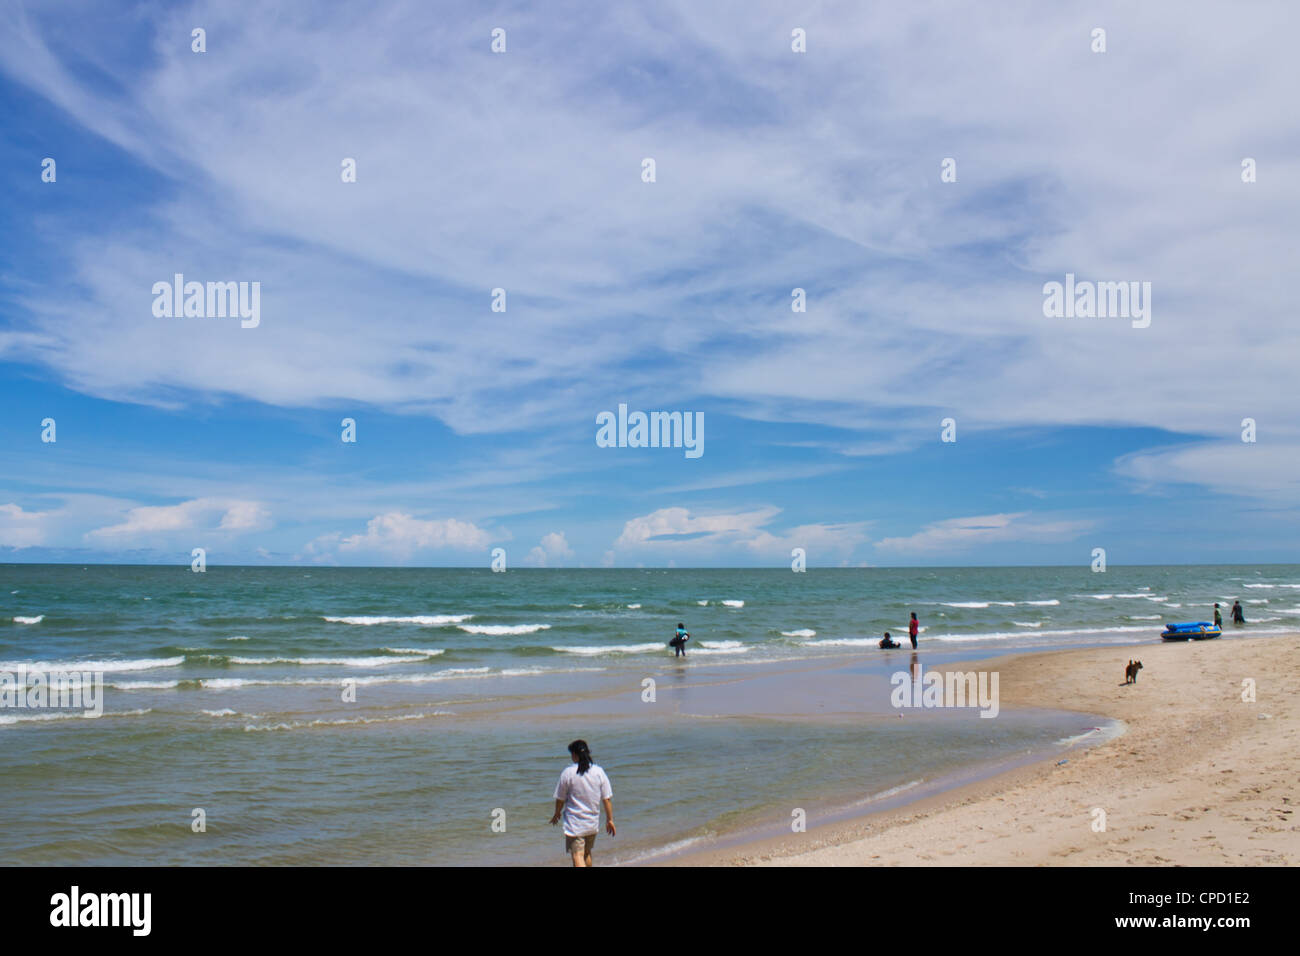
680, 634, 1300, 866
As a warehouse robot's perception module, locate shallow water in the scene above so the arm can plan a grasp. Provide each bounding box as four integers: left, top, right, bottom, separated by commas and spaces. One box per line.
0, 564, 1288, 864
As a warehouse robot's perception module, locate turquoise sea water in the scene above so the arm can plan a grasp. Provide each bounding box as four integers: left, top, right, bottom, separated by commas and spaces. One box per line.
0, 564, 1293, 864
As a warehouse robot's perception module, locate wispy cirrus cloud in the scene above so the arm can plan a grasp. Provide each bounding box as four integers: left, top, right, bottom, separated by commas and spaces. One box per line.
2, 1, 1298, 565
613, 505, 869, 562
873, 512, 1093, 556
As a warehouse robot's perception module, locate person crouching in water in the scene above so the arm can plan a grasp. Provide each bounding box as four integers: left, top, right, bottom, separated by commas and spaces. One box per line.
550, 739, 615, 867
670, 622, 691, 657
879, 631, 901, 649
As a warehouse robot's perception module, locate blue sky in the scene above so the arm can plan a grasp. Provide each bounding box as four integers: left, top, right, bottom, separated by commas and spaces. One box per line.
2, 0, 1298, 567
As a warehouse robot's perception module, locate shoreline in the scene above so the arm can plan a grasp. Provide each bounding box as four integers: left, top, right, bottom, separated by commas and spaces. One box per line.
665, 633, 1300, 866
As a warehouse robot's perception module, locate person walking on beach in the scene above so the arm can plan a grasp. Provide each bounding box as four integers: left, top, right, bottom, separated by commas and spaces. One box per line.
908, 612, 919, 649
670, 622, 691, 658
1232, 600, 1246, 625
1213, 603, 1223, 629
550, 739, 615, 867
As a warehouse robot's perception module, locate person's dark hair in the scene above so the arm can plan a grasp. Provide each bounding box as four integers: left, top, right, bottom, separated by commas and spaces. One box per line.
677, 623, 684, 628
884, 631, 891, 638
568, 739, 593, 775
911, 612, 917, 620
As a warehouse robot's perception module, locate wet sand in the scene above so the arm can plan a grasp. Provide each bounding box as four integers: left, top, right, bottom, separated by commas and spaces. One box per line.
675, 634, 1300, 865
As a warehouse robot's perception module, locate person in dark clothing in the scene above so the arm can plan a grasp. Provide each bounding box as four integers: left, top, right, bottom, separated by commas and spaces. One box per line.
879, 631, 900, 649
908, 612, 919, 649
1231, 600, 1246, 625
670, 623, 690, 657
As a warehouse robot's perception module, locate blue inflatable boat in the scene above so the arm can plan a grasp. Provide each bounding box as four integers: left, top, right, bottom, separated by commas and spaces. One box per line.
1161, 621, 1222, 641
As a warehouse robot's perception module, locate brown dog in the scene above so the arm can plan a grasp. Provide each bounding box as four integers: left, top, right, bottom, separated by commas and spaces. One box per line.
1124, 660, 1143, 685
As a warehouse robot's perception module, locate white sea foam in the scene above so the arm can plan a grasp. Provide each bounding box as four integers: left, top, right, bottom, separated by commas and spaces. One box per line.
627, 604, 642, 609
457, 623, 551, 636
1127, 615, 1162, 620
381, 647, 446, 657
1013, 621, 1043, 628
228, 655, 428, 667
0, 708, 151, 726
324, 614, 472, 626
616, 835, 713, 865
1056, 725, 1117, 748
942, 602, 989, 608
931, 625, 1152, 642
200, 668, 491, 689
108, 679, 183, 690
839, 778, 926, 811
801, 637, 879, 647
243, 711, 455, 732
12, 615, 43, 624
696, 600, 709, 606
226, 635, 250, 641
1024, 599, 1060, 606
551, 643, 664, 656
1, 656, 184, 672
692, 645, 750, 655
781, 629, 817, 638
721, 600, 745, 608
202, 708, 238, 717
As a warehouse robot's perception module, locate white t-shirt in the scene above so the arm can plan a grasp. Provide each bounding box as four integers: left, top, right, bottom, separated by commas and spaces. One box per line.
553, 763, 613, 837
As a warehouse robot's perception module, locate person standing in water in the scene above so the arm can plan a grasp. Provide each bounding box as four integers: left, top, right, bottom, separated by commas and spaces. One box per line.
1232, 600, 1246, 625
670, 622, 690, 658
1214, 602, 1223, 629
908, 612, 919, 649
550, 739, 615, 867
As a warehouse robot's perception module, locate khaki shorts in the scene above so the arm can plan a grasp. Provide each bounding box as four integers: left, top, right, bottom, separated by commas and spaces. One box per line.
565, 833, 597, 855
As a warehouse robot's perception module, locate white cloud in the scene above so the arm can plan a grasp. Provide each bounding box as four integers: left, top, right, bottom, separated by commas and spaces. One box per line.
525, 531, 576, 567
1115, 441, 1300, 501
1, 0, 1295, 465
874, 513, 1093, 555
614, 506, 781, 549
0, 503, 51, 548
337, 512, 493, 558
86, 497, 271, 539
614, 505, 868, 561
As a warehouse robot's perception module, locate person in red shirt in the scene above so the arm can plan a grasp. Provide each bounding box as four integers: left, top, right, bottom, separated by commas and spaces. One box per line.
908, 612, 919, 649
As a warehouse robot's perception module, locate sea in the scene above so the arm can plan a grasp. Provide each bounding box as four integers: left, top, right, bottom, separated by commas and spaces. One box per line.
1, 563, 1294, 865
